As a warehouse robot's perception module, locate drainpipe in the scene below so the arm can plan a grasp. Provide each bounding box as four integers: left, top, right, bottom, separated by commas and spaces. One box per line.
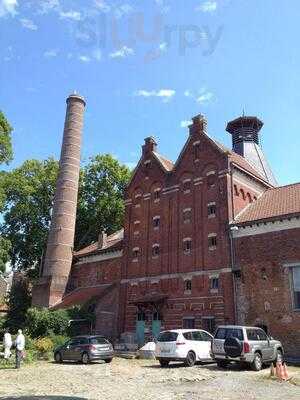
229, 225, 239, 324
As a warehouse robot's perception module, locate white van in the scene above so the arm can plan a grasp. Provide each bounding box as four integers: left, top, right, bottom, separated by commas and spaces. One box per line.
155, 329, 213, 367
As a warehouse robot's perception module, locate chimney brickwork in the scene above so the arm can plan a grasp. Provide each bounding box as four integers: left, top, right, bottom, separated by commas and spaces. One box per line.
32, 93, 86, 308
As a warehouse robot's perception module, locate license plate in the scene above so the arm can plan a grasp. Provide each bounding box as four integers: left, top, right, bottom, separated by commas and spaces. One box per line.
161, 348, 170, 353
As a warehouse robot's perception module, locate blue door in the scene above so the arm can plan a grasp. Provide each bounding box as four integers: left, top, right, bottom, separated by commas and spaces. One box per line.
152, 320, 161, 339
136, 320, 145, 347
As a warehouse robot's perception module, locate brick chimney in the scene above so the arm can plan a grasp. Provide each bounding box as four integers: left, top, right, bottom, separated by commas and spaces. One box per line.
98, 231, 108, 249
32, 93, 86, 308
142, 136, 157, 156
189, 114, 208, 136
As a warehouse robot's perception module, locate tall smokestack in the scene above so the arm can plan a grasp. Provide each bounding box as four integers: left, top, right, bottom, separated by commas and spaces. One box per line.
32, 93, 86, 307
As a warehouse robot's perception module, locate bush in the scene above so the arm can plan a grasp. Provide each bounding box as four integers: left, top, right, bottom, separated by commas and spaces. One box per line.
48, 333, 69, 349
25, 308, 70, 338
35, 337, 53, 354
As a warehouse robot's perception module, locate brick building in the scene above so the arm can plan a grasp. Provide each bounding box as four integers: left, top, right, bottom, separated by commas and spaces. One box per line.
50, 113, 300, 356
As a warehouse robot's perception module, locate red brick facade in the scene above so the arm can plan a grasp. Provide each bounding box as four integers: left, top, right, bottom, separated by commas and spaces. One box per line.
53, 114, 300, 357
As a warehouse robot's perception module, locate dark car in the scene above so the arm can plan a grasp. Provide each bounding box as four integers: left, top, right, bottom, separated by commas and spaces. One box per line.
54, 335, 114, 364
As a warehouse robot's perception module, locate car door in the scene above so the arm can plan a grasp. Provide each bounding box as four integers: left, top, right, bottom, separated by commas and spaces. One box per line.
257, 329, 273, 361
67, 339, 82, 360
62, 339, 77, 360
200, 331, 213, 360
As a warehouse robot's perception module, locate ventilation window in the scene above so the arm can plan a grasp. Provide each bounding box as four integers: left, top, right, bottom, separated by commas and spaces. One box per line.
240, 189, 246, 200
183, 238, 192, 254
208, 203, 216, 217
247, 193, 252, 203
153, 216, 160, 229
132, 247, 140, 260
208, 234, 217, 250
152, 244, 160, 257
153, 188, 161, 202
207, 174, 216, 188
234, 185, 239, 196
183, 208, 192, 224
183, 180, 191, 193
193, 142, 201, 161
184, 279, 192, 292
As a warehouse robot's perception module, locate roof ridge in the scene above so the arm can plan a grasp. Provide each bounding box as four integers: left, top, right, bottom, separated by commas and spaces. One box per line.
268, 182, 300, 190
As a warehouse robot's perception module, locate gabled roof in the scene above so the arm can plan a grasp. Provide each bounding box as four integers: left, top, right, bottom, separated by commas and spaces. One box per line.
234, 182, 300, 224
74, 229, 124, 258
152, 152, 174, 172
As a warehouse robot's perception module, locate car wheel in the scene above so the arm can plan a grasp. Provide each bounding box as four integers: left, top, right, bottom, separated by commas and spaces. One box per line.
159, 359, 169, 368
185, 351, 196, 367
216, 360, 229, 369
251, 353, 262, 371
54, 352, 62, 363
81, 352, 90, 365
104, 358, 112, 364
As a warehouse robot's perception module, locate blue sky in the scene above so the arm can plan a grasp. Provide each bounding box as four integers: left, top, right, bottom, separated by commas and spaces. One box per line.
0, 0, 299, 185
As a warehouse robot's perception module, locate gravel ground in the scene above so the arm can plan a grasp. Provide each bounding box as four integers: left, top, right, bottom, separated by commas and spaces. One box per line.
0, 358, 299, 400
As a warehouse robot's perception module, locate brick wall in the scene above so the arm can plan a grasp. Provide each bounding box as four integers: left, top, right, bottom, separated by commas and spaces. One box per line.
234, 227, 300, 357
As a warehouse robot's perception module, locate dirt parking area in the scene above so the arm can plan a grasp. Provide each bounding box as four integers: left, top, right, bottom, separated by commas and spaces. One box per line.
0, 358, 299, 400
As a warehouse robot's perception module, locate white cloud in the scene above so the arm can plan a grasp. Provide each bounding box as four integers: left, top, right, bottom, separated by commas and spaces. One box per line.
44, 49, 58, 58
180, 120, 192, 128
159, 42, 167, 51
20, 18, 37, 30
38, 0, 60, 14
110, 46, 134, 58
0, 0, 18, 17
196, 1, 217, 12
184, 89, 214, 104
135, 89, 176, 102
78, 55, 91, 63
197, 91, 213, 104
94, 0, 110, 13
59, 10, 81, 21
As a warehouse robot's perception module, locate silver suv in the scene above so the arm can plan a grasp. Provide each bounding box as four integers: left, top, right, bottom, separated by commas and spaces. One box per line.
211, 325, 283, 371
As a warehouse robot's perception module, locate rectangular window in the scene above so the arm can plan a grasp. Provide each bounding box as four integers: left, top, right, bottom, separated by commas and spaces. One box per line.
183, 209, 192, 223
154, 189, 161, 201
202, 317, 216, 334
208, 203, 216, 217
292, 266, 300, 309
183, 181, 191, 193
210, 277, 219, 290
152, 245, 160, 257
153, 216, 160, 228
183, 239, 192, 253
183, 318, 195, 329
132, 248, 140, 259
184, 279, 192, 292
208, 235, 217, 249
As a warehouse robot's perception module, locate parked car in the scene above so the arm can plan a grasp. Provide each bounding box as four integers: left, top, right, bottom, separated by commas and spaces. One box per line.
54, 335, 114, 364
211, 325, 283, 371
155, 329, 213, 367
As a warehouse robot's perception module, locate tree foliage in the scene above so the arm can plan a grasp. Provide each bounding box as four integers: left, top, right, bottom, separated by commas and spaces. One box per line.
5, 275, 31, 333
0, 111, 13, 165
0, 237, 11, 274
25, 308, 70, 338
0, 158, 59, 275
75, 154, 131, 248
0, 154, 131, 275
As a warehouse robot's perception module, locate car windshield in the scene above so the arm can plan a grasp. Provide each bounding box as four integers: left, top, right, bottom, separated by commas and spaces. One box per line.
90, 337, 109, 345
215, 328, 244, 340
157, 331, 178, 342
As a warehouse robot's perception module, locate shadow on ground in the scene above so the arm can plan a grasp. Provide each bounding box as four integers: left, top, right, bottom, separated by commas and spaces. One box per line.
0, 397, 87, 400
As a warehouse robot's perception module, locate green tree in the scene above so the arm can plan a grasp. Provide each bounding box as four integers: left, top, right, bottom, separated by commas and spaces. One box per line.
0, 111, 13, 165
0, 154, 131, 275
5, 274, 31, 332
75, 154, 131, 248
0, 237, 11, 274
0, 158, 59, 275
